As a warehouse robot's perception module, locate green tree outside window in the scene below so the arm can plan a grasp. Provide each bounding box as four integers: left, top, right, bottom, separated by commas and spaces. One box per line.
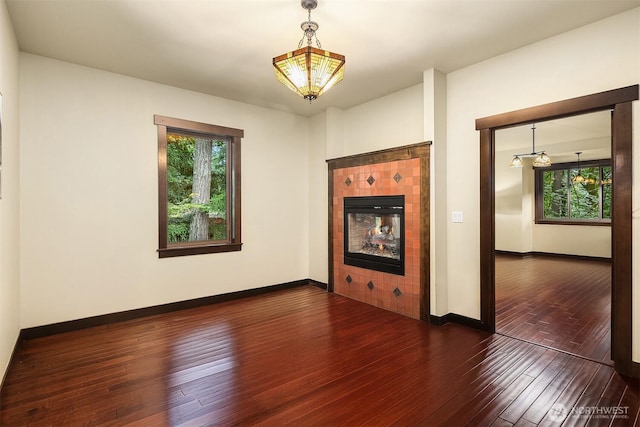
538, 161, 611, 224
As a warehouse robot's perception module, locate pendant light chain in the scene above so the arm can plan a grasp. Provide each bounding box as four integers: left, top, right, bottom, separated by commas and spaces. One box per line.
298, 8, 322, 49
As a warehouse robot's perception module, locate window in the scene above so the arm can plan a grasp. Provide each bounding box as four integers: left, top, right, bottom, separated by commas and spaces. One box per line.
155, 115, 243, 257
535, 159, 611, 225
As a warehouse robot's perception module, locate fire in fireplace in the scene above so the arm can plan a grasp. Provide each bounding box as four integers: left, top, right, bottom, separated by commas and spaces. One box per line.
343, 195, 405, 275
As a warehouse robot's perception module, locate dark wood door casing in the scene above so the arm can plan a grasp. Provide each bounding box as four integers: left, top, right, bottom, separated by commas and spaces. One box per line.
476, 85, 639, 377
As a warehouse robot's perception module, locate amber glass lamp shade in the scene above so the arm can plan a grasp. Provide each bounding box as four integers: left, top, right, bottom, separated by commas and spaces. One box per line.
533, 152, 552, 167
273, 46, 345, 101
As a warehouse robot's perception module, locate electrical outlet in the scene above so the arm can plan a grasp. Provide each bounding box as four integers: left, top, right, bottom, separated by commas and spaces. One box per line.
451, 211, 463, 223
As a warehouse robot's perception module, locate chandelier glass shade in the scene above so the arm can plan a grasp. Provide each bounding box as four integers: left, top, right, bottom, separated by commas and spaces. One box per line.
509, 155, 523, 168
273, 47, 345, 101
273, 0, 345, 102
510, 123, 552, 168
532, 152, 552, 168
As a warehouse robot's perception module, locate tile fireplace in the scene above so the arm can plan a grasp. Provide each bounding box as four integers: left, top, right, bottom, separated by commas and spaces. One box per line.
327, 142, 430, 320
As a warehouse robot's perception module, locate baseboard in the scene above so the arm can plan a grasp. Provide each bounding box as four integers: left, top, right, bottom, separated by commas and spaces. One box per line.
308, 279, 328, 290
21, 279, 314, 340
1, 333, 22, 394
429, 313, 486, 331
429, 314, 448, 326
495, 250, 611, 262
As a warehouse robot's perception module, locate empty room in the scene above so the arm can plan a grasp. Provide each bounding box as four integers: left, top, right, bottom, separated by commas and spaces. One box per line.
0, 1, 639, 425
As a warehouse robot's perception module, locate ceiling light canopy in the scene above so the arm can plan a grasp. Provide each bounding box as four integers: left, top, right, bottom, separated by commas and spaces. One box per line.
510, 124, 552, 168
272, 0, 345, 102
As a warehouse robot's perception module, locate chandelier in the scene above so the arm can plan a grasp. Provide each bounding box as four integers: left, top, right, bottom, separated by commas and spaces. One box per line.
509, 124, 552, 168
272, 0, 345, 102
572, 152, 586, 183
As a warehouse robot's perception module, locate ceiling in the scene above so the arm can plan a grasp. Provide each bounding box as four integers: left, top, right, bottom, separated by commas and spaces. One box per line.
496, 110, 612, 163
5, 0, 640, 116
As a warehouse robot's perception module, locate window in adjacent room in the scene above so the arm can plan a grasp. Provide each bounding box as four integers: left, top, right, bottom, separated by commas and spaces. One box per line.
535, 159, 611, 225
155, 115, 243, 257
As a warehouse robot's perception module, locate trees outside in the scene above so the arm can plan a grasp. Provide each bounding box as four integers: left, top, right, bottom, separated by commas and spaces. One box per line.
541, 165, 611, 221
167, 133, 227, 243
569, 167, 600, 219
543, 169, 568, 219
190, 138, 213, 240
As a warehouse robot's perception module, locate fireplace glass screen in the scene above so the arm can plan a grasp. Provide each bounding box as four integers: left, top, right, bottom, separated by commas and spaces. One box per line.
343, 195, 404, 275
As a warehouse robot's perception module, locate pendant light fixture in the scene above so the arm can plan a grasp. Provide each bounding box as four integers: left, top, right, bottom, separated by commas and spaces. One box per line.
572, 152, 586, 184
272, 0, 345, 102
509, 124, 552, 168
572, 152, 596, 184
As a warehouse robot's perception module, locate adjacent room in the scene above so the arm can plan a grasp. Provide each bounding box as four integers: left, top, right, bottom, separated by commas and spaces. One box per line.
0, 0, 639, 425
494, 112, 613, 364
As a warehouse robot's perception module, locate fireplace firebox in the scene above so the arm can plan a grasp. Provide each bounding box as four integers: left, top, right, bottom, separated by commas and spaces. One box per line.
343, 195, 405, 275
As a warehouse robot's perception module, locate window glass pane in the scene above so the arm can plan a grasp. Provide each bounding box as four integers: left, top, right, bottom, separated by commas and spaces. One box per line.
543, 169, 568, 219
167, 133, 227, 243
570, 167, 599, 220
602, 166, 612, 219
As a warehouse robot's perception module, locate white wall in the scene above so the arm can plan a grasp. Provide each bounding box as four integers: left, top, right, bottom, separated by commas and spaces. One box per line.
308, 111, 328, 283
0, 0, 20, 382
495, 151, 525, 252
19, 54, 311, 328
446, 8, 639, 359
325, 84, 424, 159
424, 69, 448, 316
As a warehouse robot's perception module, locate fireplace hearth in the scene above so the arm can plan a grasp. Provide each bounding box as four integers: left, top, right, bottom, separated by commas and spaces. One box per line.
343, 195, 405, 275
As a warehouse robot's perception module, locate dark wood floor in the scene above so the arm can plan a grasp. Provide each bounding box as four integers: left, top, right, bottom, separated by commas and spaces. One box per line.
1, 286, 637, 426
496, 255, 612, 365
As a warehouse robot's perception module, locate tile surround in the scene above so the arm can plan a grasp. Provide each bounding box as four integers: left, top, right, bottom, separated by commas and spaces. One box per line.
333, 157, 422, 319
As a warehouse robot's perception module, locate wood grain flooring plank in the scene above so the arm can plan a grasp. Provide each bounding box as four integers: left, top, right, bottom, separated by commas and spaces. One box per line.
611, 379, 640, 426
500, 352, 572, 424
561, 364, 616, 427
496, 255, 611, 364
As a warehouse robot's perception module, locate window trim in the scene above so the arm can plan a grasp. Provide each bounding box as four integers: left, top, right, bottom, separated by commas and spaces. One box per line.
155, 115, 243, 258
534, 158, 611, 226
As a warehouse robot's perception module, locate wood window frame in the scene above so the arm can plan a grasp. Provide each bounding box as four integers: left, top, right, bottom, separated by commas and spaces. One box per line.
476, 85, 639, 377
155, 115, 243, 258
534, 158, 612, 225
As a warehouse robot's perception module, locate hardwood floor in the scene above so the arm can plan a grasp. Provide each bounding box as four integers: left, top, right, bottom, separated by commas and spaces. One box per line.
2, 286, 637, 426
496, 255, 612, 365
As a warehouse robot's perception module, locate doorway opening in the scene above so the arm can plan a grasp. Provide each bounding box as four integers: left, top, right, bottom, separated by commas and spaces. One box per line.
476, 85, 638, 376
493, 112, 612, 364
